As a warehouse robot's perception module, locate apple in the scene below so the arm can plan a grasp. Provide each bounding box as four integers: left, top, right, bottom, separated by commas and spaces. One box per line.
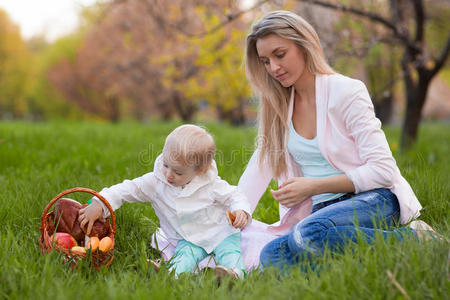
51, 232, 78, 250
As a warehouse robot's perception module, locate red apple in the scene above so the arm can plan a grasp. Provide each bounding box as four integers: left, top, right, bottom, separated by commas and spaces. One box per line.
51, 232, 78, 250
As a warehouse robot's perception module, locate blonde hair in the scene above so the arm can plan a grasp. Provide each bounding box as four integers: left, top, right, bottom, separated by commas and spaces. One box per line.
245, 10, 334, 178
163, 124, 216, 173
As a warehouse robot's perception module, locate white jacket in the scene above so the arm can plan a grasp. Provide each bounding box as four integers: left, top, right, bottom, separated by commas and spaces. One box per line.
94, 154, 252, 253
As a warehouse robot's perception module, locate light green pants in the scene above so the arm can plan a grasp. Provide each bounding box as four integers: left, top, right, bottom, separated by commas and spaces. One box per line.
170, 233, 244, 275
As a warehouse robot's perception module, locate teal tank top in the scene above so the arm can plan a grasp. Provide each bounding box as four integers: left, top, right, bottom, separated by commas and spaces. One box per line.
287, 121, 345, 205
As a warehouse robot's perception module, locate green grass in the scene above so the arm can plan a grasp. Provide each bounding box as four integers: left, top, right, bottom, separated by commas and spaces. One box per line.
0, 121, 448, 299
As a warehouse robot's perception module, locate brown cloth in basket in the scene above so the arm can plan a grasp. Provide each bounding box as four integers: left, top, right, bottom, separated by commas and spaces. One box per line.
53, 198, 110, 243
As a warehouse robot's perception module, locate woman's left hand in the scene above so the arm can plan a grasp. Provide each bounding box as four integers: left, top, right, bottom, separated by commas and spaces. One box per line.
270, 177, 316, 208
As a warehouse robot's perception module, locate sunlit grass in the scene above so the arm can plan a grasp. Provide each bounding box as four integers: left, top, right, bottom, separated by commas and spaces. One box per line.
0, 121, 448, 299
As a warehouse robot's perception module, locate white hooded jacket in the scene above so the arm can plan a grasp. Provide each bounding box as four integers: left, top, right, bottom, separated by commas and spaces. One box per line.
94, 154, 252, 253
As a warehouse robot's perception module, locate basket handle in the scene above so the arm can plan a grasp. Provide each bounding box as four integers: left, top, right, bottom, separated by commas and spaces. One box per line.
40, 187, 116, 235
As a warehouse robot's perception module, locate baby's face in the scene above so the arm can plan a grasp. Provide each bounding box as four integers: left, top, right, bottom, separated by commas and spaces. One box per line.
162, 155, 198, 188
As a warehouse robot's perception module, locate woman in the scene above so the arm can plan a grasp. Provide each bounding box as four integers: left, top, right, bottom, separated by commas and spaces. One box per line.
238, 10, 433, 270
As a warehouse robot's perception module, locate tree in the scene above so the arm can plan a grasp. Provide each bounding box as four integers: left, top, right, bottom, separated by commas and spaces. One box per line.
49, 2, 160, 122
46, 0, 261, 122
148, 0, 253, 123
0, 10, 32, 119
105, 0, 254, 123
48, 0, 235, 122
316, 3, 401, 124
160, 7, 251, 125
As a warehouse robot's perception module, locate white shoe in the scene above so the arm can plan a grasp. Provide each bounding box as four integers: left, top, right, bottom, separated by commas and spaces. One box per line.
214, 265, 244, 280
147, 259, 161, 272
409, 220, 442, 241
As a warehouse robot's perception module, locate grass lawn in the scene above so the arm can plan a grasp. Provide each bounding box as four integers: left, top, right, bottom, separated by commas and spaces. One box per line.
0, 121, 448, 299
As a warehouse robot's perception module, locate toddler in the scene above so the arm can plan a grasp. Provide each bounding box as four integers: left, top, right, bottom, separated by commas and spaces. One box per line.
79, 124, 251, 279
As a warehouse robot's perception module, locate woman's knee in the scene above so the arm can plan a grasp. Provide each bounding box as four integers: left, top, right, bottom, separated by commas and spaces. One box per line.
287, 218, 335, 253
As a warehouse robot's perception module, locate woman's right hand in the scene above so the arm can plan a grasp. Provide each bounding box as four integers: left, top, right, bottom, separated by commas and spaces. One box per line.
271, 177, 316, 208
78, 201, 104, 235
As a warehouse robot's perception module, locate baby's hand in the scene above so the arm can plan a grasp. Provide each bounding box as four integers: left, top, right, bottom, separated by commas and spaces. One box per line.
231, 210, 248, 229
78, 201, 104, 235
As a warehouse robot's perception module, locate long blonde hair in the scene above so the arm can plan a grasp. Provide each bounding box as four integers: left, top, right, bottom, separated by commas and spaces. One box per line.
245, 10, 334, 178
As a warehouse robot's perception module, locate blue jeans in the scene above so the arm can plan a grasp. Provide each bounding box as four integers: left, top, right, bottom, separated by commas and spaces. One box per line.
260, 188, 413, 270
170, 233, 244, 275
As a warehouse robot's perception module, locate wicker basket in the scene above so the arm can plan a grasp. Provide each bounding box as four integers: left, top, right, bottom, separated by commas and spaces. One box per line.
39, 187, 116, 270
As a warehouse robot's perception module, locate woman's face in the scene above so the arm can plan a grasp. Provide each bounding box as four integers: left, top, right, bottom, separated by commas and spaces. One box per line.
256, 34, 307, 87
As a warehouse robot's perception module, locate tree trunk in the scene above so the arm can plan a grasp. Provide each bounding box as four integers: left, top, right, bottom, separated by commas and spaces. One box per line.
216, 105, 227, 122
400, 74, 431, 150
132, 97, 146, 121
230, 99, 246, 126
160, 105, 173, 121
108, 95, 120, 123
215, 102, 246, 126
172, 93, 196, 122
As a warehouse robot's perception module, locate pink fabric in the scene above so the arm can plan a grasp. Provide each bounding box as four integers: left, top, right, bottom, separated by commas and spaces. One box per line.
267, 200, 312, 235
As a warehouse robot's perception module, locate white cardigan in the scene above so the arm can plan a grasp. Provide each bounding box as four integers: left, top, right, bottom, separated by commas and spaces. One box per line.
94, 154, 251, 253
238, 74, 422, 234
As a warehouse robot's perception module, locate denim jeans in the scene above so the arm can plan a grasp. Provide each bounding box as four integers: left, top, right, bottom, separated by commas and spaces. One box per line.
260, 188, 413, 270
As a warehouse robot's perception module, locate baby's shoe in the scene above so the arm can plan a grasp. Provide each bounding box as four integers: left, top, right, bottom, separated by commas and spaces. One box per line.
147, 258, 161, 272
409, 220, 442, 241
214, 265, 244, 280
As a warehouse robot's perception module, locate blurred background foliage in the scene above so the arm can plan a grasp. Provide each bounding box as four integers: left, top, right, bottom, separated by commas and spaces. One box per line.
0, 0, 449, 146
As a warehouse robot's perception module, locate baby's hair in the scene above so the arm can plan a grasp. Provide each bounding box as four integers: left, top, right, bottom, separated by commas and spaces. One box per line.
163, 124, 216, 173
